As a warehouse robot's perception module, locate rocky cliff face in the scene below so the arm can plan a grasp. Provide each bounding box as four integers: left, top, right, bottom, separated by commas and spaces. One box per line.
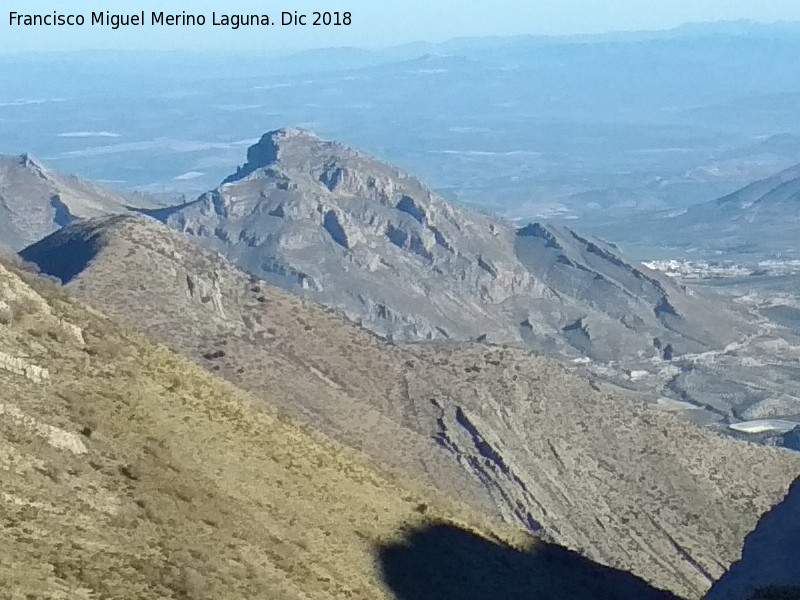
152, 128, 749, 365
22, 215, 800, 599
0, 154, 135, 250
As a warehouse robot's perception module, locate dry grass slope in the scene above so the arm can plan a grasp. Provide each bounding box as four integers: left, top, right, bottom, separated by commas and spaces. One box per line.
0, 255, 530, 599
20, 216, 800, 599
1, 253, 687, 600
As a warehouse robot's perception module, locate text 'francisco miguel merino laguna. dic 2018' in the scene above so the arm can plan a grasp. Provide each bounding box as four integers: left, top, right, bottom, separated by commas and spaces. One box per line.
8, 11, 352, 29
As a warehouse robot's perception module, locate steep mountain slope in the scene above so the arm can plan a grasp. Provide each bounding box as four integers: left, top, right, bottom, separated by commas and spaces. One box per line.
22, 214, 800, 599
0, 251, 689, 600
703, 475, 800, 600
621, 162, 800, 258
150, 128, 750, 363
715, 163, 800, 212
0, 154, 133, 250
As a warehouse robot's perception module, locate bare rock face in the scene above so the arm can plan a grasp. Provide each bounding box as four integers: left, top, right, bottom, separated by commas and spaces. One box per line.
150, 128, 750, 364
0, 154, 133, 250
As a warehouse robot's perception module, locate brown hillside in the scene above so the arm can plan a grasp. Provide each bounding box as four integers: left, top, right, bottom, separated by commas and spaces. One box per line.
0, 252, 690, 600
20, 215, 800, 599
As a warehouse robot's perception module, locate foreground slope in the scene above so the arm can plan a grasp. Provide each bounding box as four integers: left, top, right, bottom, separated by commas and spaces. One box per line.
151, 128, 748, 363
22, 214, 800, 599
0, 252, 687, 600
0, 154, 135, 250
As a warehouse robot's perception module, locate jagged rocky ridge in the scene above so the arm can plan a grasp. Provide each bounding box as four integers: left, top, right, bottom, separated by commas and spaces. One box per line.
2, 139, 770, 425
0, 154, 135, 250
22, 214, 800, 599
149, 128, 751, 364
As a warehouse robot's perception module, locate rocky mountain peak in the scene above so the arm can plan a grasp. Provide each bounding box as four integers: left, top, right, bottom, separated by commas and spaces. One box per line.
219, 128, 435, 215
0, 154, 136, 251
19, 152, 46, 172
153, 129, 752, 367
223, 127, 349, 184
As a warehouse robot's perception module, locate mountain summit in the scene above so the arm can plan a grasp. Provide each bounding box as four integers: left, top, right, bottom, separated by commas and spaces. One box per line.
154, 128, 748, 364
0, 153, 132, 250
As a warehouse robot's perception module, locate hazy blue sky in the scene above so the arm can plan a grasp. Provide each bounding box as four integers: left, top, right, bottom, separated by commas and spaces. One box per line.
2, 0, 800, 53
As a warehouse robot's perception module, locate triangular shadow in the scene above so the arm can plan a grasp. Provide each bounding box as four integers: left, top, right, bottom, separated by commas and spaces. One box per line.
378, 523, 682, 600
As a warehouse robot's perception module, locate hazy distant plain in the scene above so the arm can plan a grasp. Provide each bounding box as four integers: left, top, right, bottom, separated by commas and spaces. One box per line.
4, 23, 800, 255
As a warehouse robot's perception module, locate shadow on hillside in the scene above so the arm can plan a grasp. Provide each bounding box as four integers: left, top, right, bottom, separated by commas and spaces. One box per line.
704, 475, 800, 600
378, 523, 682, 600
21, 226, 101, 283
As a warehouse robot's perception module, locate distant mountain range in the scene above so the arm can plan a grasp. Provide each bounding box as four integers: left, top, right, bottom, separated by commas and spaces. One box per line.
600, 161, 800, 259
684, 160, 800, 252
